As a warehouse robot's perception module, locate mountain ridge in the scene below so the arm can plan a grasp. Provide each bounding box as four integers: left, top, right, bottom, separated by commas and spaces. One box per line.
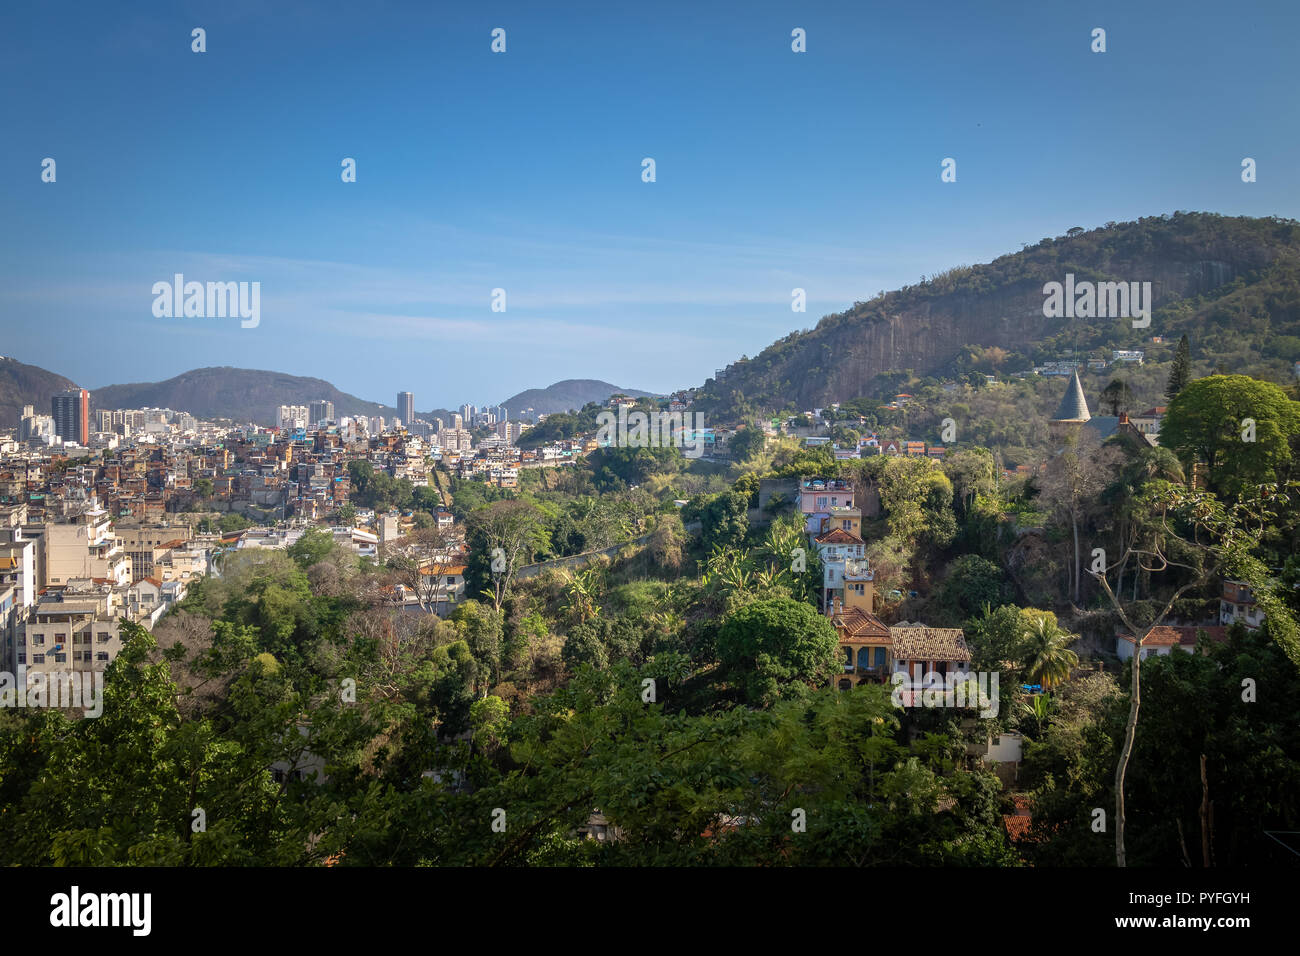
0, 356, 79, 430
1, 362, 655, 431
695, 212, 1300, 418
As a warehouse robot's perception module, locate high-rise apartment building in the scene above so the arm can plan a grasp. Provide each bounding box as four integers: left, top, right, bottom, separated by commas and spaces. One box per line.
438, 426, 474, 454
398, 392, 414, 427
277, 405, 309, 431
51, 389, 89, 445
19, 405, 56, 444
309, 400, 335, 424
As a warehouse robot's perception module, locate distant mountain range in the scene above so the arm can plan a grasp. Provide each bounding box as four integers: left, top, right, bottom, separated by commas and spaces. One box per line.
8, 214, 1297, 434
0, 360, 652, 430
87, 367, 450, 426
500, 379, 656, 418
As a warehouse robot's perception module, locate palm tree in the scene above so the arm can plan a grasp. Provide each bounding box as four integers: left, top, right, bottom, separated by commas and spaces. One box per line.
702, 546, 752, 597
760, 518, 804, 568
715, 559, 754, 596
1021, 615, 1079, 691
752, 564, 791, 591
1016, 692, 1057, 738
562, 566, 602, 624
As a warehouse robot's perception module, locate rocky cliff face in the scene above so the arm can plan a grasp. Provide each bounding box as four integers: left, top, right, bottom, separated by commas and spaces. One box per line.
699, 213, 1299, 414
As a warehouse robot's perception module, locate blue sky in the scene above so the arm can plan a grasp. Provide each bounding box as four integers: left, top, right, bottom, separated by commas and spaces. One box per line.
2, 0, 1298, 412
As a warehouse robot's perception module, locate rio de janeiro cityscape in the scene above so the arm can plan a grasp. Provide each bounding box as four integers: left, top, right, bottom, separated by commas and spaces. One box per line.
0, 0, 1294, 939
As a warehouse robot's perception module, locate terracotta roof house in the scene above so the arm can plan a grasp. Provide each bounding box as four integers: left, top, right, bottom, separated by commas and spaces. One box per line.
1003, 794, 1038, 846
814, 527, 864, 546
1117, 624, 1230, 660
889, 625, 972, 668
829, 600, 891, 690
888, 624, 974, 704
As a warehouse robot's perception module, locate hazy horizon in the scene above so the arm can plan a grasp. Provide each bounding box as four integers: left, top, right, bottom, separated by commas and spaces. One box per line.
4, 0, 1298, 406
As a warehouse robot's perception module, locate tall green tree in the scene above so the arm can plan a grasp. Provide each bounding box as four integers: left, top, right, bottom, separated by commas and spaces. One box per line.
1160, 375, 1300, 499
1165, 333, 1191, 401
1089, 483, 1300, 867
1100, 379, 1134, 416
1019, 611, 1079, 691
465, 499, 546, 611
1037, 428, 1124, 603
716, 598, 840, 707
685, 489, 750, 552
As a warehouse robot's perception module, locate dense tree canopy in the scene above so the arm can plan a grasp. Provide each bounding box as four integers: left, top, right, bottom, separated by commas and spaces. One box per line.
1160, 375, 1300, 498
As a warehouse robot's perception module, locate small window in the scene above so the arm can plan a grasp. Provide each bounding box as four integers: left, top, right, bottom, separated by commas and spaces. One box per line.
32, 654, 45, 664
96, 652, 109, 662
32, 635, 44, 646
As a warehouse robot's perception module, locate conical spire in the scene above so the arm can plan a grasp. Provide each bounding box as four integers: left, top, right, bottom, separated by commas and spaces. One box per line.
1052, 369, 1091, 423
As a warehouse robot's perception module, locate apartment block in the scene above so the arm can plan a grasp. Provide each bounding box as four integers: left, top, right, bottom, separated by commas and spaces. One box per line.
51, 389, 90, 445
42, 497, 131, 587
20, 586, 123, 679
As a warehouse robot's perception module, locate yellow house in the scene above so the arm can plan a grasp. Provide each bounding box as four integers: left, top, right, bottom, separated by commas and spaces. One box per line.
828, 579, 890, 690
820, 505, 862, 537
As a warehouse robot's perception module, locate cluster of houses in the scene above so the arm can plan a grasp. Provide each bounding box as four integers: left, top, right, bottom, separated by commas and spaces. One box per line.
798, 433, 949, 460
0, 493, 213, 688
795, 466, 1268, 688
794, 476, 976, 697
1032, 350, 1145, 377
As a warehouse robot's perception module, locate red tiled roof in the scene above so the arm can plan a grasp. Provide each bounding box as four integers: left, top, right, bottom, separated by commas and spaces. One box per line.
1003, 814, 1033, 842
1117, 624, 1226, 648
419, 565, 466, 577
889, 625, 972, 663
1139, 626, 1181, 647
1004, 795, 1039, 843
833, 607, 890, 640
1177, 625, 1228, 646
1118, 624, 1180, 647
815, 528, 864, 545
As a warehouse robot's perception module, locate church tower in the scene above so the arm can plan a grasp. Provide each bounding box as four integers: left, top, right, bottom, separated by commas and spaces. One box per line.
1049, 369, 1092, 441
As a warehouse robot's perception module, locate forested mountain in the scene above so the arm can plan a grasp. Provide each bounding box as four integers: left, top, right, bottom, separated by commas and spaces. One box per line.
696, 213, 1300, 419
87, 367, 428, 425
